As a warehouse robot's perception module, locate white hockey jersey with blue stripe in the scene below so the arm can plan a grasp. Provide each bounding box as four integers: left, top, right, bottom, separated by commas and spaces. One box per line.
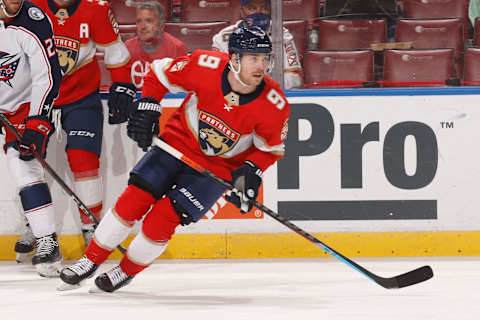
0, 1, 61, 117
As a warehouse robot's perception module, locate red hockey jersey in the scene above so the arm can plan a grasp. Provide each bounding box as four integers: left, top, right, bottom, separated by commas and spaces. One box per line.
32, 0, 131, 105
143, 50, 290, 181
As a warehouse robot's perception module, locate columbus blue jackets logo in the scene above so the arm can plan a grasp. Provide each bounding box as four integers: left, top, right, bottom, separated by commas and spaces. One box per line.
198, 111, 239, 156
0, 52, 20, 87
55, 36, 80, 75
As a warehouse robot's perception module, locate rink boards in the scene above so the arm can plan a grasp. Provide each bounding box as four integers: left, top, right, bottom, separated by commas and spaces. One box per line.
1, 87, 480, 260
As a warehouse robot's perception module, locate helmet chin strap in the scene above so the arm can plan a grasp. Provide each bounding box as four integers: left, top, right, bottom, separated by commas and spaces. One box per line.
1, 0, 22, 18
229, 56, 251, 88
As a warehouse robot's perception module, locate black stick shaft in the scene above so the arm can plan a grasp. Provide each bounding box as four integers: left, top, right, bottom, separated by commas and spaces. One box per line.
153, 138, 433, 289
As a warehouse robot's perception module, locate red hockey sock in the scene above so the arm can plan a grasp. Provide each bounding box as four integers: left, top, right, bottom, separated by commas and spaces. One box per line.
119, 255, 148, 276
115, 184, 156, 222
85, 238, 114, 264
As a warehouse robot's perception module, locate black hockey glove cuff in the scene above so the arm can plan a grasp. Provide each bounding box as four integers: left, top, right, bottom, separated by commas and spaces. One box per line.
18, 115, 54, 161
225, 161, 263, 214
127, 97, 162, 151
108, 82, 136, 124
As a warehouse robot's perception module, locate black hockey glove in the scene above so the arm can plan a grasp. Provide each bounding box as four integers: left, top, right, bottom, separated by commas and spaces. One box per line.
18, 115, 54, 161
127, 97, 162, 151
225, 161, 262, 214
108, 82, 136, 124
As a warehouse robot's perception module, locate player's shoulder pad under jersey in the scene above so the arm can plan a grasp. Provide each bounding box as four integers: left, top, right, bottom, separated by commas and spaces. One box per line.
187, 49, 230, 69
7, 1, 53, 40
262, 77, 289, 110
6, 1, 52, 33
83, 0, 111, 10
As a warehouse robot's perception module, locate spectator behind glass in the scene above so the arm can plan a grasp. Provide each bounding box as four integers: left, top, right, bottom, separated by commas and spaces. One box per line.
212, 0, 303, 89
125, 1, 187, 89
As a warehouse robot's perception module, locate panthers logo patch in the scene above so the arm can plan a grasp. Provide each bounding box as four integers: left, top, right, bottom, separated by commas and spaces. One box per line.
198, 111, 239, 156
55, 36, 80, 76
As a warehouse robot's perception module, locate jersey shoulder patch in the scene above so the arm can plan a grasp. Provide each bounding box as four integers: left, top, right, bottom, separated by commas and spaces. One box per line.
27, 6, 45, 21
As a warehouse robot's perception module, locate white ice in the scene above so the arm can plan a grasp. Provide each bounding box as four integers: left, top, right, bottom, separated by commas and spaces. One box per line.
0, 257, 478, 320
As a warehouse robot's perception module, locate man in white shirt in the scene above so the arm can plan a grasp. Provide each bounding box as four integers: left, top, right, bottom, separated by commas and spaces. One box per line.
212, 0, 303, 89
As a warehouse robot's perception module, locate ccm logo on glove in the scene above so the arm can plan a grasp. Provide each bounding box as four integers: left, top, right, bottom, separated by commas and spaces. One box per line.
114, 85, 136, 97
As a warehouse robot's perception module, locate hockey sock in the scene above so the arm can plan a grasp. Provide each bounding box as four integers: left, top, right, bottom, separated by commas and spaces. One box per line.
85, 208, 131, 264
66, 149, 102, 225
19, 182, 56, 238
142, 197, 181, 241
120, 232, 168, 276
115, 184, 156, 221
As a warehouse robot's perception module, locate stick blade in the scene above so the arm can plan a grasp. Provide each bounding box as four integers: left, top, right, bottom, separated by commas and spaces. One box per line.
377, 265, 433, 289
395, 265, 433, 288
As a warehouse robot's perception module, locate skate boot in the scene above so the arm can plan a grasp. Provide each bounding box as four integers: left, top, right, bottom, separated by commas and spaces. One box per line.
14, 223, 36, 263
81, 224, 95, 247
60, 255, 99, 285
94, 265, 134, 293
32, 233, 63, 278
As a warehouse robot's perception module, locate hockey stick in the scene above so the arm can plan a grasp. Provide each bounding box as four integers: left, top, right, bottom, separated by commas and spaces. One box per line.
153, 137, 433, 289
0, 113, 126, 254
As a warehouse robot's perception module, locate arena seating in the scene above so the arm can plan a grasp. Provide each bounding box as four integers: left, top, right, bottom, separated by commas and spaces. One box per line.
164, 21, 229, 52
403, 0, 469, 20
303, 50, 374, 88
382, 48, 455, 86
110, 0, 172, 25
463, 47, 480, 86
474, 18, 480, 46
316, 19, 387, 50
118, 24, 136, 42
395, 18, 464, 76
282, 0, 320, 21
180, 0, 241, 23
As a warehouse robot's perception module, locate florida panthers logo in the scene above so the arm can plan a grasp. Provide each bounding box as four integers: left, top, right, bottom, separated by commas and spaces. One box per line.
0, 52, 20, 87
198, 111, 239, 156
55, 36, 80, 75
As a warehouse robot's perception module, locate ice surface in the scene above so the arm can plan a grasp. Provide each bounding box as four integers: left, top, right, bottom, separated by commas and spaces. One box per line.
0, 257, 478, 320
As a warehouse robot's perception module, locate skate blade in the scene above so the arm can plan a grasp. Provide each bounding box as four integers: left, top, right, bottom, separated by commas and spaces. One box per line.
15, 252, 33, 263
35, 260, 62, 278
88, 285, 108, 294
56, 281, 82, 291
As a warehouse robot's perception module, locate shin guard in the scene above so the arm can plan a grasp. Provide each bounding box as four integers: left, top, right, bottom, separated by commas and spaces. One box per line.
66, 149, 102, 224
142, 197, 181, 242
85, 208, 131, 264
120, 231, 168, 276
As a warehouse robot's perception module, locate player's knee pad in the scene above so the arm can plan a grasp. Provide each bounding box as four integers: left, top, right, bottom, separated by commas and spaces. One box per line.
114, 184, 156, 222
6, 147, 45, 188
142, 197, 181, 242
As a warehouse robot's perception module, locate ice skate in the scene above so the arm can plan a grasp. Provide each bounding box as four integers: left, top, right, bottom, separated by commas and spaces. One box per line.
57, 255, 99, 291
93, 265, 134, 293
14, 223, 36, 263
32, 233, 63, 278
81, 224, 95, 247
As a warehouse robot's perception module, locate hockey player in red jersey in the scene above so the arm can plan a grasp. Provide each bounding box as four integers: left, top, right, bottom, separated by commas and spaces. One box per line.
16, 0, 136, 253
1, 0, 63, 276
59, 26, 290, 293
